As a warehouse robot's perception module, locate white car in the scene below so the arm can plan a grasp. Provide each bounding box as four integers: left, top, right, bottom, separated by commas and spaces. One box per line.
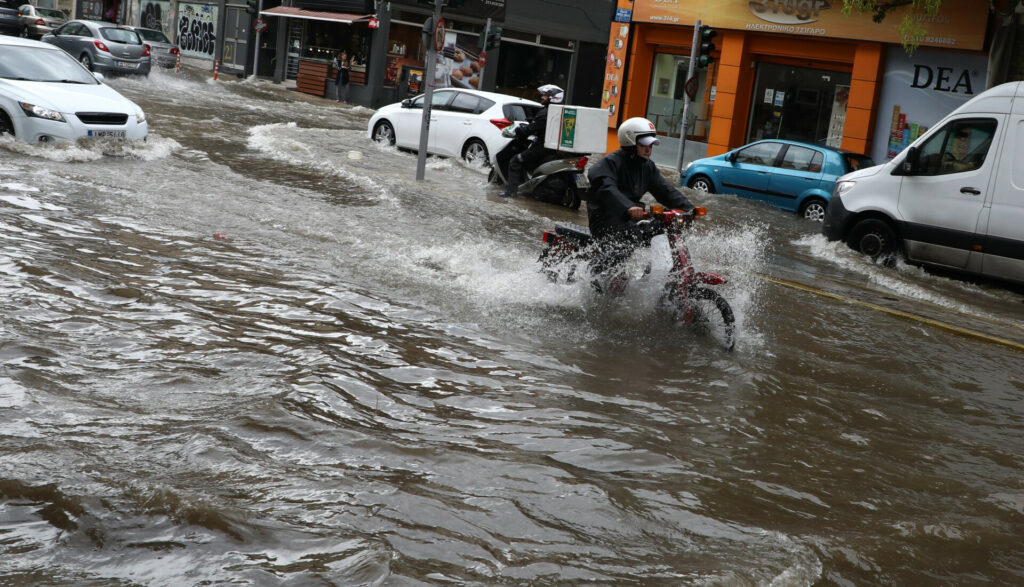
367, 88, 540, 165
0, 35, 147, 143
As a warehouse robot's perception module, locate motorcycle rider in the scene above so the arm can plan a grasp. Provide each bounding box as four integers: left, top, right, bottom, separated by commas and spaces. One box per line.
586, 117, 696, 279
503, 84, 564, 198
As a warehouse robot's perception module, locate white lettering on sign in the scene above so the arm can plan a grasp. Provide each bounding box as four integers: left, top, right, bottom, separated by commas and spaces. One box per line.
749, 0, 830, 24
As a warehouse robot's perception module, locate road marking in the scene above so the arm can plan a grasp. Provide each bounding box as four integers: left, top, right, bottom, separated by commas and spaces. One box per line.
760, 274, 1024, 352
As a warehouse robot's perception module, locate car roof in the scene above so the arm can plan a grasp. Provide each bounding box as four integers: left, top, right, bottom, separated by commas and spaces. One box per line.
0, 35, 64, 50
431, 87, 541, 106
745, 138, 860, 156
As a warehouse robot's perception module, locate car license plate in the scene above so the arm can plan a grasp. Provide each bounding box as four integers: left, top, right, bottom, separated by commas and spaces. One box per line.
88, 130, 127, 138
115, 61, 138, 68
574, 173, 589, 189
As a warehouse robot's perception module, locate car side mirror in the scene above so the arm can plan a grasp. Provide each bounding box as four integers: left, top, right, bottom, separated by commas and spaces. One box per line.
92, 71, 104, 81
725, 152, 737, 163
401, 98, 412, 108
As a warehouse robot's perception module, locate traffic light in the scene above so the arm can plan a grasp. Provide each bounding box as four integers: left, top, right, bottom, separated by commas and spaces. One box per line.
245, 0, 257, 15
486, 26, 501, 50
696, 25, 716, 69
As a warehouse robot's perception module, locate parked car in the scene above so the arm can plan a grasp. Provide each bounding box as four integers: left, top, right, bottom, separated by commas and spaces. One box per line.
41, 19, 151, 76
823, 80, 1024, 286
0, 0, 20, 36
368, 88, 541, 166
0, 35, 147, 142
125, 25, 177, 68
681, 139, 875, 221
17, 4, 66, 38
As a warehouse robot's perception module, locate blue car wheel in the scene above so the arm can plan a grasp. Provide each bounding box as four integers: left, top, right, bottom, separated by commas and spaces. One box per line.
688, 175, 715, 193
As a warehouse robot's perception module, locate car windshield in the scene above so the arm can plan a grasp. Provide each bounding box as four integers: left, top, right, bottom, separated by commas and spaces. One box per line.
38, 8, 65, 18
0, 45, 97, 84
136, 29, 170, 43
100, 27, 141, 44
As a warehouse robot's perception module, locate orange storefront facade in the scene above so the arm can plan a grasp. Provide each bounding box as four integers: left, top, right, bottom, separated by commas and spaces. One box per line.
602, 0, 990, 162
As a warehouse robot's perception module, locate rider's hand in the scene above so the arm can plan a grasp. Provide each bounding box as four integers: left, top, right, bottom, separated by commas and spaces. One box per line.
627, 206, 645, 220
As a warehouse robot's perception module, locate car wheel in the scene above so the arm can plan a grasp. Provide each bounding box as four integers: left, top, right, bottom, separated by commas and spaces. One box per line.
799, 198, 827, 222
0, 112, 15, 138
688, 175, 715, 193
462, 139, 489, 166
18, 27, 28, 38
848, 218, 899, 262
80, 53, 93, 71
372, 120, 395, 146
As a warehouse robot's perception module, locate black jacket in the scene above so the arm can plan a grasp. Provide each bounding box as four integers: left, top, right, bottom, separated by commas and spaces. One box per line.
515, 105, 548, 145
586, 147, 695, 238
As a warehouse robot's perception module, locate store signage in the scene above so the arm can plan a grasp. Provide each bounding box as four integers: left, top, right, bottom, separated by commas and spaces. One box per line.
253, 17, 267, 33
614, 8, 632, 23
870, 47, 988, 163
601, 0, 634, 128
559, 108, 578, 150
630, 0, 986, 51
409, 0, 505, 21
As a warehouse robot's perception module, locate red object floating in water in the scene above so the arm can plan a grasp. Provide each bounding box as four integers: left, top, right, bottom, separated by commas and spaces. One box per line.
213, 233, 228, 239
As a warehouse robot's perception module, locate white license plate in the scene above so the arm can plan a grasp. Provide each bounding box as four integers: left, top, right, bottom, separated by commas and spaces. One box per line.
574, 173, 589, 189
115, 61, 138, 68
88, 130, 127, 138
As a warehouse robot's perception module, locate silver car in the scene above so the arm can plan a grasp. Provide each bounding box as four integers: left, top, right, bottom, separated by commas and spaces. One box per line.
17, 4, 66, 39
41, 19, 151, 76
125, 26, 178, 69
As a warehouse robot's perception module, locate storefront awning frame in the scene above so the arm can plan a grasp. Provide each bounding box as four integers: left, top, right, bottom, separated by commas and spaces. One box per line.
259, 6, 372, 25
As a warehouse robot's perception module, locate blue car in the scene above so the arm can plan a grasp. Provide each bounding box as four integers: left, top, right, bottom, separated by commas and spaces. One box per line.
680, 139, 874, 221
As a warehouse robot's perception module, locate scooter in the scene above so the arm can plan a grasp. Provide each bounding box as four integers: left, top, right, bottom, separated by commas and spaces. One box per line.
488, 127, 589, 210
538, 205, 736, 350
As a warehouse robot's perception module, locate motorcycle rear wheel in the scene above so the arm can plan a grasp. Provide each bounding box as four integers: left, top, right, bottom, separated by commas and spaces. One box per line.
669, 286, 736, 351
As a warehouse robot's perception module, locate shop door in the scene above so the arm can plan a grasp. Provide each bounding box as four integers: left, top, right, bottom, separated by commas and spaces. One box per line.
747, 63, 851, 146
644, 53, 708, 139
222, 6, 249, 70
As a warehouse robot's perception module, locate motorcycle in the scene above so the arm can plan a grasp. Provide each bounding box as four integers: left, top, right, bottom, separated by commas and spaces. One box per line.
488, 126, 589, 210
538, 205, 736, 350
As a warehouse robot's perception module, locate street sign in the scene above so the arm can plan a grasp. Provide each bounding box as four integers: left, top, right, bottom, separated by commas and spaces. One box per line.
434, 17, 446, 51
685, 76, 698, 101
478, 51, 486, 67
254, 17, 267, 33
368, 17, 379, 29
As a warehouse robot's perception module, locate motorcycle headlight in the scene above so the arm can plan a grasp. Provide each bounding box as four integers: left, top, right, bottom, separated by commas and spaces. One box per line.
135, 108, 146, 124
833, 180, 856, 199
19, 102, 66, 123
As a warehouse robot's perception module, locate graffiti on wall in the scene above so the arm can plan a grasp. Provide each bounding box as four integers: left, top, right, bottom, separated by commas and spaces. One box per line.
140, 0, 171, 35
178, 3, 218, 59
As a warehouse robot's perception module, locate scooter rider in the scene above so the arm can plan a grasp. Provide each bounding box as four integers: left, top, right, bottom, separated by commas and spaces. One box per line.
586, 117, 696, 275
503, 84, 564, 197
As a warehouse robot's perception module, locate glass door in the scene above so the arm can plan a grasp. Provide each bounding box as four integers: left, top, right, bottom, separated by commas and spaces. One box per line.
747, 62, 851, 146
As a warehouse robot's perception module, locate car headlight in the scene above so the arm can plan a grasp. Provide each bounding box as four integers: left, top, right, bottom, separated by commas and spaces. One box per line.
833, 180, 856, 199
682, 161, 693, 172
19, 102, 65, 123
135, 108, 146, 124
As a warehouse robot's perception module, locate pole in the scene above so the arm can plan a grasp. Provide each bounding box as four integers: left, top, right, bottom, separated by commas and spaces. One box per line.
478, 18, 490, 85
415, 0, 444, 181
675, 20, 701, 175
252, 0, 264, 77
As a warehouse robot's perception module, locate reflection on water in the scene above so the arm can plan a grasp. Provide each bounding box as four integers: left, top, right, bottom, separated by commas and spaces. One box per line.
1, 68, 1023, 585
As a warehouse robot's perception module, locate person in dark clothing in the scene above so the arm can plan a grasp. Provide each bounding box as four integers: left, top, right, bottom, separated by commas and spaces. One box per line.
334, 51, 350, 103
586, 117, 696, 280
503, 84, 564, 197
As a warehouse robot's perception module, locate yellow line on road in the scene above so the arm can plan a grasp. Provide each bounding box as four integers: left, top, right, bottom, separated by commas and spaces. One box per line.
760, 274, 1024, 352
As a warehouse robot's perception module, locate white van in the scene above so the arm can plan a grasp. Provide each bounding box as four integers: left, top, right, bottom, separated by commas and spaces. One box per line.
822, 81, 1024, 286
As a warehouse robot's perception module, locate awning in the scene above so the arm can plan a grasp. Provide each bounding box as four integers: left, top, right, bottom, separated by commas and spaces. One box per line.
259, 6, 372, 24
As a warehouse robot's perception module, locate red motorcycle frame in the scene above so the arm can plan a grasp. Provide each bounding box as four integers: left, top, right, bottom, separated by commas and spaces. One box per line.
539, 206, 736, 350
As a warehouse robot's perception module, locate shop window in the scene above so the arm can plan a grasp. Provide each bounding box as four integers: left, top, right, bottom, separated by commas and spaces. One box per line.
748, 63, 851, 146
494, 42, 572, 100
644, 53, 710, 140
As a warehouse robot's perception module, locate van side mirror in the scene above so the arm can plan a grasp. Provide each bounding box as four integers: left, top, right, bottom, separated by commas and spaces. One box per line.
900, 146, 918, 175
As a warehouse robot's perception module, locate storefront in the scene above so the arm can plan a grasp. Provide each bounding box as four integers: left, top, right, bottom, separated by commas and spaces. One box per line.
604, 0, 990, 166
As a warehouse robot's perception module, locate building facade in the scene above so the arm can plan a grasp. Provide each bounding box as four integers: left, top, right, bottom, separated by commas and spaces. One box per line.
603, 0, 993, 167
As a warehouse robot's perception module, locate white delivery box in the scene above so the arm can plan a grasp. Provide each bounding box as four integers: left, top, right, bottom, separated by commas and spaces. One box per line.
544, 105, 609, 154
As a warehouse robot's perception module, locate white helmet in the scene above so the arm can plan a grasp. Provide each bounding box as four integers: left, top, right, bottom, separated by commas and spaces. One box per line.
617, 117, 660, 147
537, 84, 564, 104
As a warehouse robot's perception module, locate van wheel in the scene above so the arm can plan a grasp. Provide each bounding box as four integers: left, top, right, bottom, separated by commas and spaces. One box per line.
799, 198, 827, 222
848, 218, 899, 263
688, 175, 715, 193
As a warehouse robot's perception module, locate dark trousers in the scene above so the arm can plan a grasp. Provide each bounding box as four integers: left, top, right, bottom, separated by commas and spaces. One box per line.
506, 146, 547, 196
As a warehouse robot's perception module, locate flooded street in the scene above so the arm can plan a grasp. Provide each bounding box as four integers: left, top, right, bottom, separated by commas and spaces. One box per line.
2, 70, 1023, 585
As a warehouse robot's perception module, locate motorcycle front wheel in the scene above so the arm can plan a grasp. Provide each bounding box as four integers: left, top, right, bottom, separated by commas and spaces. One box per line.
668, 286, 736, 351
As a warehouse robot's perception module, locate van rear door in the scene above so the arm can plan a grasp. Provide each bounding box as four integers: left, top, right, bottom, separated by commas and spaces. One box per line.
896, 116, 1001, 269
979, 116, 1024, 283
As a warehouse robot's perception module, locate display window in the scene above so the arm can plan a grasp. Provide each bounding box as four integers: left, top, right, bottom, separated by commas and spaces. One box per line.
747, 62, 851, 146
643, 52, 711, 140
494, 43, 572, 101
